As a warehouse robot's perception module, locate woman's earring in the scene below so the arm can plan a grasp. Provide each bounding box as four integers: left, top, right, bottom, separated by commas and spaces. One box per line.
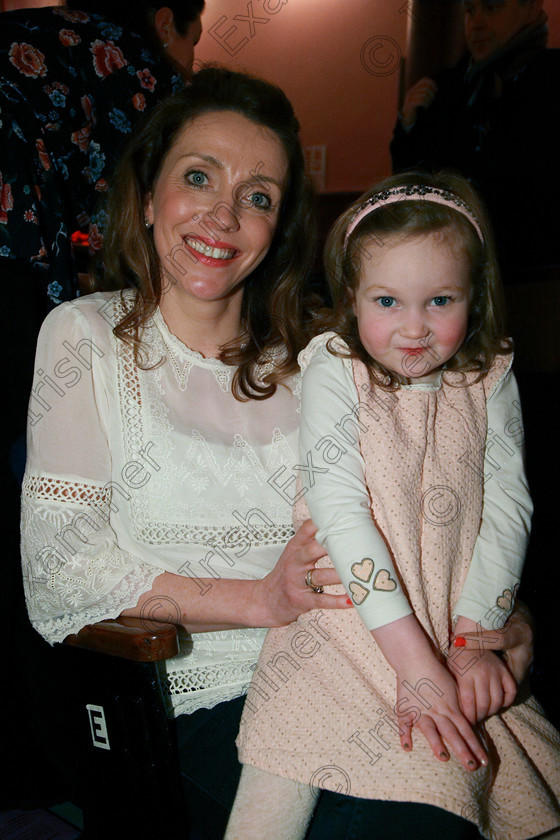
144, 216, 152, 228
162, 41, 169, 49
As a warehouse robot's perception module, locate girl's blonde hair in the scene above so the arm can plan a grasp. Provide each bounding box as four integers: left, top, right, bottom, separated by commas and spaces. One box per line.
324, 170, 511, 388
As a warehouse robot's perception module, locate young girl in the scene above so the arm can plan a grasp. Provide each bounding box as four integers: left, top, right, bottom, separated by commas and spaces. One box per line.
227, 171, 560, 840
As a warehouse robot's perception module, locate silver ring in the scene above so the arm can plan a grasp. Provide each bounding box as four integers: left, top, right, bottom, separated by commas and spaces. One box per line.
305, 570, 324, 595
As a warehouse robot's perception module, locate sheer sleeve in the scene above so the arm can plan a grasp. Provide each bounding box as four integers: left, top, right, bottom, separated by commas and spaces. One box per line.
21, 300, 162, 644
453, 371, 532, 629
299, 339, 413, 631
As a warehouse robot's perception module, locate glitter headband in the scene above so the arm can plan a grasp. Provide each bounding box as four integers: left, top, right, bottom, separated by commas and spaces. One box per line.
344, 185, 484, 246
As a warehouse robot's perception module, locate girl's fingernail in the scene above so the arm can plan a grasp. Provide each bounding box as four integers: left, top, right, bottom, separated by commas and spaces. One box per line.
346, 598, 352, 605
454, 636, 466, 647
440, 751, 449, 760
467, 759, 476, 767
403, 742, 410, 750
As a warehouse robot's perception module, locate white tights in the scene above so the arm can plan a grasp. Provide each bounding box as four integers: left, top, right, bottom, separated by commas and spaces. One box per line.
224, 764, 317, 840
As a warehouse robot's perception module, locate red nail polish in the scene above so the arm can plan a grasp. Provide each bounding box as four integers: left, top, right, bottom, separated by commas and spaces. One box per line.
454, 636, 466, 647
346, 598, 353, 606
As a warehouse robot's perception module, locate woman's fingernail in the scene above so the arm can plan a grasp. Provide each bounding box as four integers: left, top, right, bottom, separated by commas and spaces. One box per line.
454, 636, 466, 647
467, 759, 476, 767
440, 751, 449, 760
346, 598, 352, 605
403, 742, 411, 750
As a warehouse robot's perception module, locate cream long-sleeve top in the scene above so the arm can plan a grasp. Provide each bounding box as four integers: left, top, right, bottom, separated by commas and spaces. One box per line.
21, 291, 300, 716
298, 335, 532, 632
237, 337, 558, 840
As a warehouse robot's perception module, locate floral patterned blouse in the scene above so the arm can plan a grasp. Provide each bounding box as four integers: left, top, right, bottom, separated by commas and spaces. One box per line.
0, 7, 180, 310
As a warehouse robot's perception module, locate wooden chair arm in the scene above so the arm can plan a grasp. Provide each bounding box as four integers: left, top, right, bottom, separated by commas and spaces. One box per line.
64, 616, 179, 662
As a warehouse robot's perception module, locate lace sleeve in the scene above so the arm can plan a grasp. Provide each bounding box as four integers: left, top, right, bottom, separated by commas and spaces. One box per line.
20, 301, 162, 645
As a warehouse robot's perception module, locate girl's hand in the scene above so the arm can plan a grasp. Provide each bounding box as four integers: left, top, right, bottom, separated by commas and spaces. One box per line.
253, 519, 351, 627
371, 615, 487, 771
451, 649, 517, 724
395, 656, 488, 772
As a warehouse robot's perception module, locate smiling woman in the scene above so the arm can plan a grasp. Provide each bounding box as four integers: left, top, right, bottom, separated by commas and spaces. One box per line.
20, 66, 352, 840
144, 110, 288, 356
98, 67, 317, 398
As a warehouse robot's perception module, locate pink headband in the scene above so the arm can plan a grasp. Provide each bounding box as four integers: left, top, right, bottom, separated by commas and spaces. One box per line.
344, 185, 484, 246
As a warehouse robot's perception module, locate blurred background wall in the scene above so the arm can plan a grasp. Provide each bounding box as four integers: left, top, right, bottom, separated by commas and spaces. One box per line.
3, 0, 558, 193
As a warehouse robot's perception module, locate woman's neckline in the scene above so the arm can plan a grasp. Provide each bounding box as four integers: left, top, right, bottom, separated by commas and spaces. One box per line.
152, 307, 228, 365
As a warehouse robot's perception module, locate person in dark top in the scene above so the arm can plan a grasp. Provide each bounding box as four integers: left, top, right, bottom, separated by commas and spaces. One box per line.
391, 0, 560, 736
0, 3, 203, 314
67, 1, 204, 81
0, 2, 202, 808
0, 1, 204, 467
390, 0, 559, 282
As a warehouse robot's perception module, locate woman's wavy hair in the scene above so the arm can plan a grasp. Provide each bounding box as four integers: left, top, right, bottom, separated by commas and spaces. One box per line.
323, 170, 511, 389
96, 66, 316, 399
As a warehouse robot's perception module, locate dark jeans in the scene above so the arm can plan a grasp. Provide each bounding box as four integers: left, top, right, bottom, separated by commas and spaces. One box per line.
173, 696, 481, 840
174, 695, 246, 840
306, 795, 481, 839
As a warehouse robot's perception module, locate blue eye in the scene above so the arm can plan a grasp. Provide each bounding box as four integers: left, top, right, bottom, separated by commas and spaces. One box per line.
378, 296, 395, 308
432, 296, 450, 306
186, 170, 208, 187
248, 192, 272, 210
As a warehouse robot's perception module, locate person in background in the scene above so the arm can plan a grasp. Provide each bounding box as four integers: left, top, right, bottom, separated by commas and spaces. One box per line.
390, 0, 559, 282
0, 1, 202, 809
390, 0, 560, 731
67, 1, 203, 79
0, 2, 203, 318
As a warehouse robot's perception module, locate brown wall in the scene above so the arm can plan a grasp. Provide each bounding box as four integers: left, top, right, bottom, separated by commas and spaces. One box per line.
195, 2, 407, 192
194, 0, 560, 192
2, 1, 560, 192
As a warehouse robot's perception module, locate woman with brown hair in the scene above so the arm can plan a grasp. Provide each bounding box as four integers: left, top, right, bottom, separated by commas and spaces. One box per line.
20, 66, 349, 838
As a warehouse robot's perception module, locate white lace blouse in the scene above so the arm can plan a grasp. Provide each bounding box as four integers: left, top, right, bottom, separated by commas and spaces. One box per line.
21, 291, 300, 715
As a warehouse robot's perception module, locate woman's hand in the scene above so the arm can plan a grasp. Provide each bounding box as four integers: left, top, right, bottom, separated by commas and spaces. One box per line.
451, 603, 534, 685
253, 519, 351, 628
